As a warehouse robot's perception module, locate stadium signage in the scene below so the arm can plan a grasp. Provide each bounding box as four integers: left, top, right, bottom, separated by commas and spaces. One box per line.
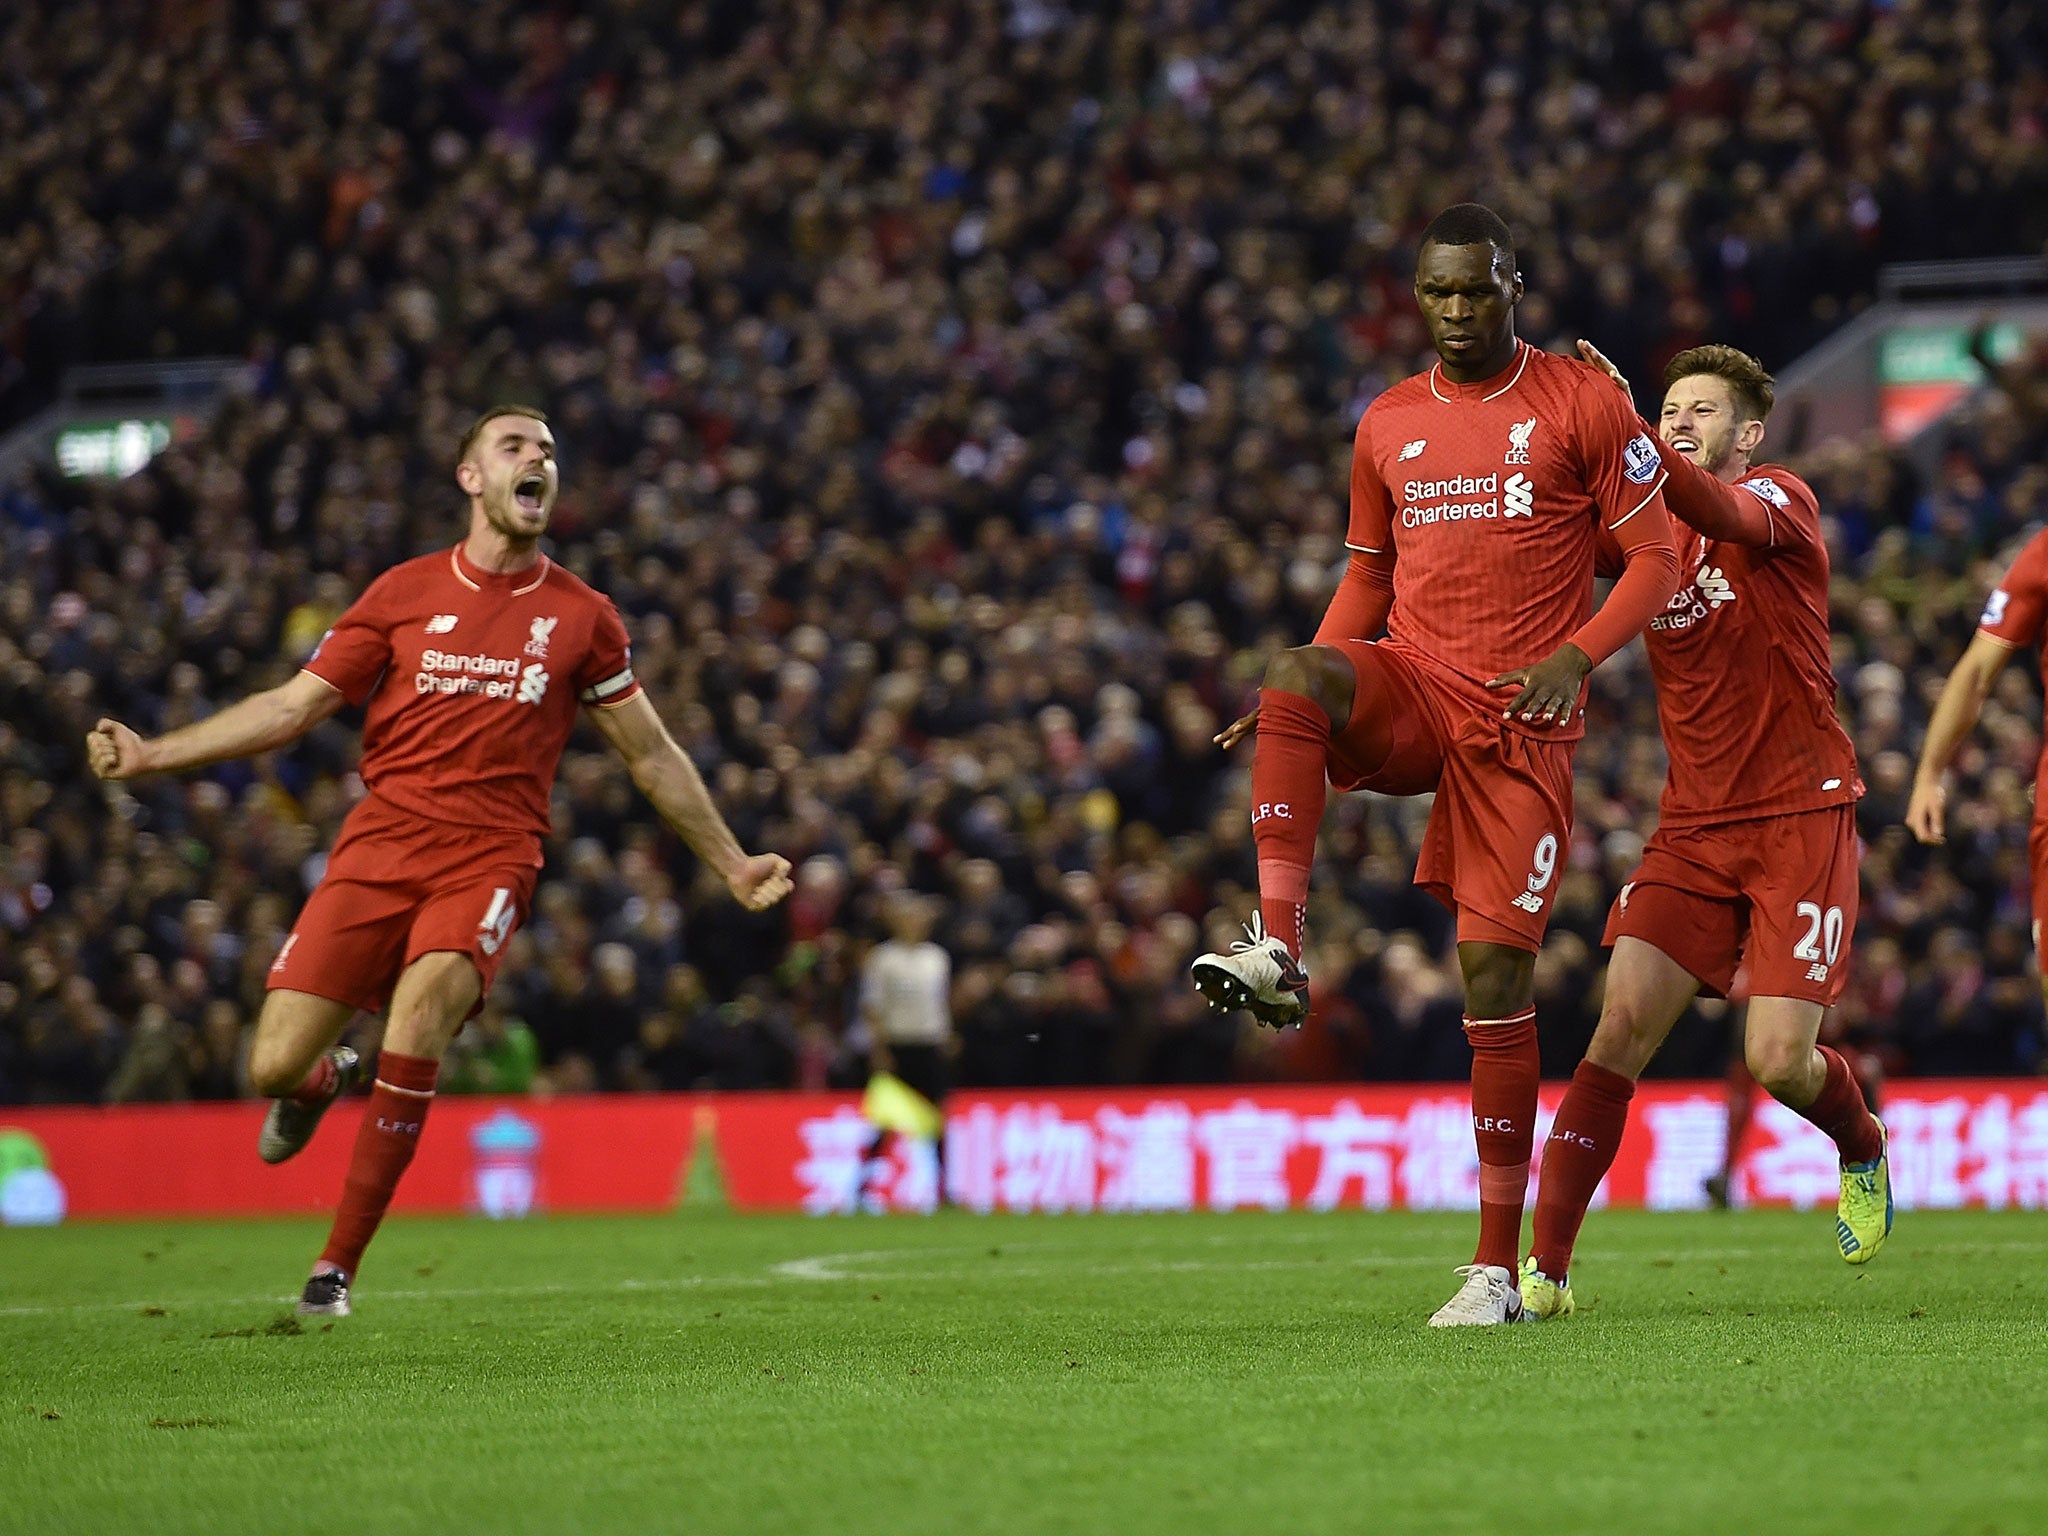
4, 1082, 2044, 1221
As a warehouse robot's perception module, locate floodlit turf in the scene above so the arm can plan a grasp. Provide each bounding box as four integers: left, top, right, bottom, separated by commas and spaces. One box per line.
4, 1209, 2047, 1536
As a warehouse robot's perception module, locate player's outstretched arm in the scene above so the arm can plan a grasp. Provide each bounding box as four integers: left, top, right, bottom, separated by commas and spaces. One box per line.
1576, 340, 1774, 546
587, 691, 793, 910
86, 671, 346, 781
1908, 631, 2014, 843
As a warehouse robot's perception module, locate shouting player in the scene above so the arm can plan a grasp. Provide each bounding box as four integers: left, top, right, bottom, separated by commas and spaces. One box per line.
1908, 526, 2048, 949
1191, 204, 1680, 1326
86, 406, 793, 1317
1518, 343, 1891, 1323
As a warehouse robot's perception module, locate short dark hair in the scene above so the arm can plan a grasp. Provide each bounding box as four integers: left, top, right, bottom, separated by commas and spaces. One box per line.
1419, 203, 1516, 265
458, 405, 550, 462
1664, 346, 1774, 423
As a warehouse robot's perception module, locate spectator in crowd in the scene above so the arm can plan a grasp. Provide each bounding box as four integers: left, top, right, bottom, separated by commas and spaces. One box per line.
4, 1, 2048, 1103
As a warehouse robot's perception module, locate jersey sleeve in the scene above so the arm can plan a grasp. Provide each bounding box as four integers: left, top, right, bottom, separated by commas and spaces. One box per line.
1732, 468, 1821, 552
1653, 440, 1774, 546
577, 597, 642, 707
1574, 381, 1671, 551
1313, 551, 1397, 646
300, 575, 396, 706
1346, 410, 1395, 556
1979, 532, 2048, 649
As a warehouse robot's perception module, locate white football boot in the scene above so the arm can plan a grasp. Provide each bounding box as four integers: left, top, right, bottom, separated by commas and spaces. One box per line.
1189, 914, 1309, 1028
1427, 1264, 1525, 1327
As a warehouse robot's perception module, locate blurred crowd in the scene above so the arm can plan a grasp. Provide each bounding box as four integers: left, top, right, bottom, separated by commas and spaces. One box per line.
4, 0, 2048, 1103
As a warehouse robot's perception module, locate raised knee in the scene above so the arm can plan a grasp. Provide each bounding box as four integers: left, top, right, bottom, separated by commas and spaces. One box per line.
1263, 645, 1347, 720
1745, 1037, 1808, 1098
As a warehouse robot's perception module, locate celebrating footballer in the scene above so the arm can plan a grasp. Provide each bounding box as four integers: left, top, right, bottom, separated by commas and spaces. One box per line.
86, 407, 794, 1317
1193, 203, 1682, 1326
1517, 341, 1892, 1321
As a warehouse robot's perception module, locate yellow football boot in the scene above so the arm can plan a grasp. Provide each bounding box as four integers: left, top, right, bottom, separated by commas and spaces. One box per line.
1836, 1120, 1893, 1265
1518, 1255, 1575, 1321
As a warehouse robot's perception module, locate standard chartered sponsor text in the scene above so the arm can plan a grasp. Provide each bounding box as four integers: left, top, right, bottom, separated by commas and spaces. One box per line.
415, 649, 530, 700
1402, 472, 1502, 528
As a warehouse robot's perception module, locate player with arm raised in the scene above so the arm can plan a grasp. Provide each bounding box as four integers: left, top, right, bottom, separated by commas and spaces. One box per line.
1189, 205, 1681, 1326
1518, 344, 1890, 1323
1908, 530, 2048, 944
86, 406, 793, 1318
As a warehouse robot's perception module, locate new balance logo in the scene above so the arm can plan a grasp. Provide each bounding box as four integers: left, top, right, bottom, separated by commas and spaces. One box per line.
1511, 890, 1546, 913
270, 933, 298, 973
1697, 567, 1735, 607
1502, 473, 1534, 517
516, 663, 550, 705
1618, 882, 1635, 912
1399, 439, 1428, 461
1505, 417, 1537, 465
424, 614, 459, 634
1805, 962, 1829, 983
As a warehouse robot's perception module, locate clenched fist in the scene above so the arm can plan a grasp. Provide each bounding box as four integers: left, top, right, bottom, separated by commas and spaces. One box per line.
85, 718, 151, 781
727, 852, 794, 911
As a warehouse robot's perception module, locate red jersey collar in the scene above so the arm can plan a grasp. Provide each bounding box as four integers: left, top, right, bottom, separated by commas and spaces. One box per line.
1428, 339, 1531, 404
450, 544, 551, 596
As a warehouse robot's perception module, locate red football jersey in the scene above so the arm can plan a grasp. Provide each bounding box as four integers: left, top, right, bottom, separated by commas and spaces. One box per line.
1639, 457, 1862, 827
1349, 341, 1676, 739
1978, 527, 2048, 820
303, 545, 641, 836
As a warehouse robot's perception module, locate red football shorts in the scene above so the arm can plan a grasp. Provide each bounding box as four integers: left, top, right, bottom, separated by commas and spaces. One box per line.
2028, 814, 2048, 956
1322, 638, 1576, 953
1604, 804, 1860, 1006
266, 794, 542, 1016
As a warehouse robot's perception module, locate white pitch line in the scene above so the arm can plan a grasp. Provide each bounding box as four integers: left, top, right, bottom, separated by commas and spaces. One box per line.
5, 1238, 2046, 1319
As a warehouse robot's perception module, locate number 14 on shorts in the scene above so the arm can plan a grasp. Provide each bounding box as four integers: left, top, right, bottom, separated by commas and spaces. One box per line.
477, 887, 517, 956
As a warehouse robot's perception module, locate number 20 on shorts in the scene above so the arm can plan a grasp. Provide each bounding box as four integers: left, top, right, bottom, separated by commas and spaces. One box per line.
1792, 901, 1844, 965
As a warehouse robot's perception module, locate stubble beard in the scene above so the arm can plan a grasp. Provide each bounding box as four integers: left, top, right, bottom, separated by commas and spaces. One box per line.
482, 485, 548, 545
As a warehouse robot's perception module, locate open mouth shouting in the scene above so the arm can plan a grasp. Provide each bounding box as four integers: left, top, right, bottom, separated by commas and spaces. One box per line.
513, 470, 549, 512
1666, 430, 1701, 455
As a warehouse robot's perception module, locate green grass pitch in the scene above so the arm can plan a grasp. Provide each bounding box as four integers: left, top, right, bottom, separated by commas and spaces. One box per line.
4, 1208, 2047, 1535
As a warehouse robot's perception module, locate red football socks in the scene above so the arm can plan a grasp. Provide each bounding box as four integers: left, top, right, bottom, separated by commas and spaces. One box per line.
1251, 687, 1331, 960
1722, 1054, 1756, 1176
315, 1050, 439, 1279
1466, 1009, 1540, 1272
1529, 1059, 1637, 1281
286, 1053, 339, 1106
1798, 1046, 1884, 1165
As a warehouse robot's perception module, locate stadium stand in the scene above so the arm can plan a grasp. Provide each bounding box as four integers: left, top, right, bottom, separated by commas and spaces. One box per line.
3, 0, 2047, 1102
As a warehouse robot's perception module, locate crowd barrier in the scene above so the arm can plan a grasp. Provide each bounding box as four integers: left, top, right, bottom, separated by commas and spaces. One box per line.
3, 1082, 2045, 1224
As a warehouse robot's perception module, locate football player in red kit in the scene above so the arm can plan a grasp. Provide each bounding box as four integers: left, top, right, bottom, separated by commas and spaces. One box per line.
86, 406, 793, 1316
1191, 204, 1681, 1326
1519, 343, 1891, 1323
1910, 524, 2048, 984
